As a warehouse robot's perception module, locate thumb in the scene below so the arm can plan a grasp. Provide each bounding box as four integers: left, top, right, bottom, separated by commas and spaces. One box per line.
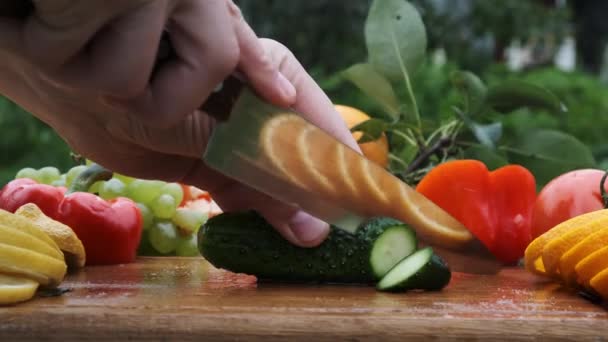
204, 178, 330, 248
260, 204, 330, 248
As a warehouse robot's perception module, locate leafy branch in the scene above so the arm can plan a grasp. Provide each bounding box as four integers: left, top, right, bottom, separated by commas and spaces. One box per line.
340, 0, 596, 187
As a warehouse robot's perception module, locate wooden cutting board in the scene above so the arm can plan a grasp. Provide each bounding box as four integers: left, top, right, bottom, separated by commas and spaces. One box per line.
1, 257, 606, 341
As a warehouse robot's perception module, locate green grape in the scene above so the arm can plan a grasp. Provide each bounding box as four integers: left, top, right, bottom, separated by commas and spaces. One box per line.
38, 166, 61, 184
175, 234, 200, 257
51, 175, 67, 187
151, 194, 177, 219
88, 180, 104, 194
172, 207, 207, 233
136, 203, 154, 230
137, 230, 160, 256
99, 178, 126, 199
65, 165, 87, 186
113, 173, 135, 186
162, 183, 184, 205
127, 180, 166, 204
15, 167, 40, 181
148, 220, 178, 254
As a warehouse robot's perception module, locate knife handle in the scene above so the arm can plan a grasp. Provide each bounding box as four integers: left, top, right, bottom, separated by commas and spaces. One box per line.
0, 1, 243, 122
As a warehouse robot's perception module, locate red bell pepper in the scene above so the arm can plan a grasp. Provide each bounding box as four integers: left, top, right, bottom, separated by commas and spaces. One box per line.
0, 178, 65, 218
416, 160, 537, 265
0, 164, 142, 265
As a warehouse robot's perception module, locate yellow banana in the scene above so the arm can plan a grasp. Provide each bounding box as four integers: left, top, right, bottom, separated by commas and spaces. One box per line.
0, 209, 61, 253
0, 223, 64, 261
15, 204, 85, 269
0, 243, 67, 287
0, 274, 39, 306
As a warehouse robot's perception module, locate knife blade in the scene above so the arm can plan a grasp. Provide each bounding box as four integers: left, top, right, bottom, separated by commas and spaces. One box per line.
199, 78, 501, 274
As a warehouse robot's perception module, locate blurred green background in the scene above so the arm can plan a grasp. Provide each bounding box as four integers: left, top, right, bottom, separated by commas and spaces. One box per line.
3, 0, 608, 185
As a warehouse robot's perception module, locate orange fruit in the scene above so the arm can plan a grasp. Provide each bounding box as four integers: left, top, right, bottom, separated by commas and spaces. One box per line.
560, 226, 608, 286
541, 215, 608, 279
590, 268, 608, 299
575, 245, 608, 288
259, 113, 473, 248
335, 105, 389, 168
524, 209, 607, 276
259, 114, 310, 189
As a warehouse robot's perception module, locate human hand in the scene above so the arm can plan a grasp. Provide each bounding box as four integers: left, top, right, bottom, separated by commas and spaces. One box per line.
0, 0, 361, 247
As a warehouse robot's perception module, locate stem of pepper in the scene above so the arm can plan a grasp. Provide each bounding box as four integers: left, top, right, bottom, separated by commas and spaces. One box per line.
600, 170, 608, 209
66, 163, 113, 194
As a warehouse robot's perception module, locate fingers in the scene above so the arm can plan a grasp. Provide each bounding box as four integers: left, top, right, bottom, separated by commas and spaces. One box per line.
228, 1, 296, 107
124, 0, 296, 128
2, 0, 297, 131
1, 0, 163, 95
182, 162, 329, 247
260, 39, 362, 154
111, 110, 331, 248
55, 1, 168, 97
105, 113, 331, 247
104, 109, 212, 159
259, 205, 330, 248
23, 1, 149, 69
124, 0, 240, 128
0, 17, 23, 56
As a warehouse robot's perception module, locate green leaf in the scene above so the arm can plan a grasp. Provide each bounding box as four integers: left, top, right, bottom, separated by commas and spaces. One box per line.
470, 122, 503, 149
463, 145, 508, 170
350, 118, 389, 144
451, 70, 487, 112
364, 0, 427, 82
390, 121, 422, 135
506, 129, 597, 186
386, 124, 418, 152
389, 145, 418, 174
453, 107, 502, 149
342, 63, 401, 120
484, 80, 567, 114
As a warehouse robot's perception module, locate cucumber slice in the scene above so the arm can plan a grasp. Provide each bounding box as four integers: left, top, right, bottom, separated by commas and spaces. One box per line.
370, 226, 417, 278
376, 247, 451, 292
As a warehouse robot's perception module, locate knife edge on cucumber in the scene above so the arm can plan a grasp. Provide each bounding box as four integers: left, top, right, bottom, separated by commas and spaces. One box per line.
198, 211, 451, 292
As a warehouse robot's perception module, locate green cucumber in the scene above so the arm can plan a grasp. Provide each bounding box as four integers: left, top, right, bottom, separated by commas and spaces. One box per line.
376, 247, 451, 292
358, 217, 418, 278
198, 211, 417, 284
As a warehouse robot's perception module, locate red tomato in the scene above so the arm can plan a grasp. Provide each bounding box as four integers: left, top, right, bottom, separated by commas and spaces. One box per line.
179, 184, 193, 207
179, 184, 213, 207
531, 169, 608, 239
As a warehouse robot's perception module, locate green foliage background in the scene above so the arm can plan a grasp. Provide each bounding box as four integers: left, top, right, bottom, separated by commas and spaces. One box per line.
2, 0, 608, 186
0, 97, 74, 185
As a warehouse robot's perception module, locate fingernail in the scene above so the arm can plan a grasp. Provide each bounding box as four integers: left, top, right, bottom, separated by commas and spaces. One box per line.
288, 211, 329, 244
277, 72, 296, 101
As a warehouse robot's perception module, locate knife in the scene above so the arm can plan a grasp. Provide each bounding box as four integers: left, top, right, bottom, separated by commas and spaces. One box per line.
197, 74, 501, 274
160, 37, 501, 274
1, 4, 502, 274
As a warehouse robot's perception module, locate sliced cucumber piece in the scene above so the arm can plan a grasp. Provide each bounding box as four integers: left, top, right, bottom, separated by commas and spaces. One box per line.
370, 226, 417, 278
376, 247, 451, 292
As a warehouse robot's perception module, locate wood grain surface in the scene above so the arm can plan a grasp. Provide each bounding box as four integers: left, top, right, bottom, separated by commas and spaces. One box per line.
1, 257, 606, 341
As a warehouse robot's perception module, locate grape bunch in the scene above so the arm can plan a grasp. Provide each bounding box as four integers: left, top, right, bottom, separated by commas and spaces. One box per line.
15, 165, 211, 257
